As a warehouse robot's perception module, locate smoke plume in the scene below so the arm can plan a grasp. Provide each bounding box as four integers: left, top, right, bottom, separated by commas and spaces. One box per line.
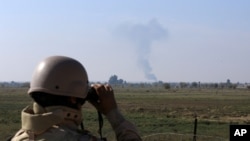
115, 19, 167, 81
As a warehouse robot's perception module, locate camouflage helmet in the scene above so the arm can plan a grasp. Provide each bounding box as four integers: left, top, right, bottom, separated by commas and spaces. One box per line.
28, 56, 89, 99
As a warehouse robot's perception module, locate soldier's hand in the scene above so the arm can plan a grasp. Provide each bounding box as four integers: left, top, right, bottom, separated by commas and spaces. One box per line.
89, 84, 117, 115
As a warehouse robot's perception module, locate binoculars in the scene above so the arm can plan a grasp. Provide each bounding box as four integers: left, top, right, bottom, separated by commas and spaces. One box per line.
86, 87, 99, 102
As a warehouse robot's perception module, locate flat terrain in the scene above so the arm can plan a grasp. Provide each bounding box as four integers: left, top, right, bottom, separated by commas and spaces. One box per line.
1, 87, 250, 140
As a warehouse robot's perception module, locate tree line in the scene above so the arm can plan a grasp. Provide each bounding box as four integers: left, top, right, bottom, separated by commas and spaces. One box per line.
0, 76, 249, 90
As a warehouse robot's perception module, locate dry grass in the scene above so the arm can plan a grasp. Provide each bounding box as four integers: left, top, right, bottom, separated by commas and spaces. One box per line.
1, 87, 250, 140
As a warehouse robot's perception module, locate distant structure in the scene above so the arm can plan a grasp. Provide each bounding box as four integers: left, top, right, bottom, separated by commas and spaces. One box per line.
0, 81, 29, 88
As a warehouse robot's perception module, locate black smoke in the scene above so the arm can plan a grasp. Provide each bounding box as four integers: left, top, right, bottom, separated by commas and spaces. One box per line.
114, 19, 167, 81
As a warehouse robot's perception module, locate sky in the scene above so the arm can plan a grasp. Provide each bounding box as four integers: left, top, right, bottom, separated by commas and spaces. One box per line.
0, 0, 250, 83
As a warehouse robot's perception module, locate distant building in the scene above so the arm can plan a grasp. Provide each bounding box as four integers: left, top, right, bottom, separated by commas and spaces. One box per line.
236, 83, 250, 89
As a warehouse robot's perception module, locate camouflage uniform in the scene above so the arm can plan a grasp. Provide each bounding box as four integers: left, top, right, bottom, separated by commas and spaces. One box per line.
11, 103, 141, 141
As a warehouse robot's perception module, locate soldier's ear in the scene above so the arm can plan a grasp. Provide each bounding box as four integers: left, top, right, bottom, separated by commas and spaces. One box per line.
69, 97, 77, 104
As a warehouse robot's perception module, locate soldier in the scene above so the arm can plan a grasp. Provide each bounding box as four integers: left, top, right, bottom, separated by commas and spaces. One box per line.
10, 56, 141, 141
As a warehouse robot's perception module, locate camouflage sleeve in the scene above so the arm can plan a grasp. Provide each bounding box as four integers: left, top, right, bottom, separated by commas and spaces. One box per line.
105, 108, 142, 141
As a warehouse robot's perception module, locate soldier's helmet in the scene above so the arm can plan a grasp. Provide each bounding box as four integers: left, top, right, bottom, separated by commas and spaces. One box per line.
28, 56, 89, 99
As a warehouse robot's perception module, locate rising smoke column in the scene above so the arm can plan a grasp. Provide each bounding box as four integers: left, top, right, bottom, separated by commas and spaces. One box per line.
115, 19, 167, 81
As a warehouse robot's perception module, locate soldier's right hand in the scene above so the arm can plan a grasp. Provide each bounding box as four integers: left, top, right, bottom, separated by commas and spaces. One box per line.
89, 84, 117, 115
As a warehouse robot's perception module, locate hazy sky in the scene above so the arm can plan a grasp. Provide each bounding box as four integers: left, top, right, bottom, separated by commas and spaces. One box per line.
0, 0, 250, 83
